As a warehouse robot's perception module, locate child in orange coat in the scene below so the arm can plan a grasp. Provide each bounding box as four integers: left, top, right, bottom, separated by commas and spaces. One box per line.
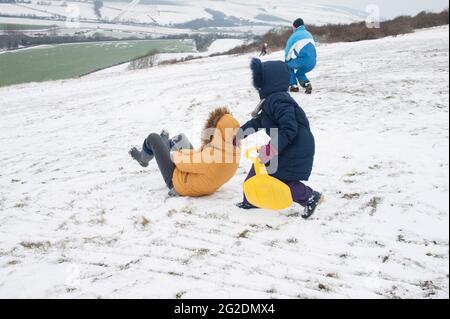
130, 107, 241, 197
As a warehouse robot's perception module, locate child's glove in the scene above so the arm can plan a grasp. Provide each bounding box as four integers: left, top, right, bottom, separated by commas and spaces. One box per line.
258, 144, 278, 164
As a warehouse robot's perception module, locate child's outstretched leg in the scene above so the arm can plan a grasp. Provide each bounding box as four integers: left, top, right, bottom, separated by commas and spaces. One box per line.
130, 130, 194, 168
286, 181, 322, 219
130, 130, 169, 167
145, 133, 176, 189
130, 131, 194, 196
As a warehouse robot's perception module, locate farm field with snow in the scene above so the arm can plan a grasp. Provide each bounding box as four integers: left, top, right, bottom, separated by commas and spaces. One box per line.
0, 26, 448, 299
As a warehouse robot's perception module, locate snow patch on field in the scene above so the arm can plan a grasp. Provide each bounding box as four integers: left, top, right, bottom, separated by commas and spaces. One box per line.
0, 27, 448, 299
207, 39, 244, 53
92, 38, 245, 76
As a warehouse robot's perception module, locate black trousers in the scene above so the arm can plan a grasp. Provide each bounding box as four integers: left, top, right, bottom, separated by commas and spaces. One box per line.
144, 133, 193, 189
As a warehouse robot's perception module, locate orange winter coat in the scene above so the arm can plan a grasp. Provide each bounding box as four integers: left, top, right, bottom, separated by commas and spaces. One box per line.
172, 108, 241, 197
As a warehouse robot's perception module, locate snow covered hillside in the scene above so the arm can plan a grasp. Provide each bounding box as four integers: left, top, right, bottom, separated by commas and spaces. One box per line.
0, 26, 448, 299
0, 0, 370, 42
1, 0, 366, 26
0, 0, 365, 37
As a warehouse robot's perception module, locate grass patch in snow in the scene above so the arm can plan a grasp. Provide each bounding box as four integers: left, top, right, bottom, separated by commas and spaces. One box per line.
365, 196, 383, 215
20, 241, 51, 250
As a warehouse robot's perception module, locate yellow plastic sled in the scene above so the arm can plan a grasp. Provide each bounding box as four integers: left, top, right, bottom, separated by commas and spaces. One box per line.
244, 147, 293, 210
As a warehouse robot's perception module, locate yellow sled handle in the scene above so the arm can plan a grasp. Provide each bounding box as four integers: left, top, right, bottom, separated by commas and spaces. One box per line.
245, 147, 268, 175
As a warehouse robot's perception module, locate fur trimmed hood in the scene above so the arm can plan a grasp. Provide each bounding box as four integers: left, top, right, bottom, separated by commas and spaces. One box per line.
172, 107, 241, 197
201, 107, 239, 147
250, 58, 290, 99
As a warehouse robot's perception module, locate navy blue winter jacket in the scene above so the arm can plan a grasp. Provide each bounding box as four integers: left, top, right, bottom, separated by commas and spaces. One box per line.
240, 59, 315, 182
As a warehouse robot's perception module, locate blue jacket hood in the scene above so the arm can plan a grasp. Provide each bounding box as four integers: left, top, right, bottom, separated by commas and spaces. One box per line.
250, 58, 290, 99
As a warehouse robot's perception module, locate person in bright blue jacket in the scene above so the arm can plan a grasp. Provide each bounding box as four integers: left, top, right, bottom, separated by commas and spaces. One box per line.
285, 18, 317, 94
235, 58, 323, 219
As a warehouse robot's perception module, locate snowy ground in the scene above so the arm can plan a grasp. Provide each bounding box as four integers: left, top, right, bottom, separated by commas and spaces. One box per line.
0, 26, 448, 299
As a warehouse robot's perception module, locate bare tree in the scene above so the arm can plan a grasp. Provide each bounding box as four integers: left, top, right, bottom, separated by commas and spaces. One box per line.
94, 0, 103, 18
128, 50, 160, 71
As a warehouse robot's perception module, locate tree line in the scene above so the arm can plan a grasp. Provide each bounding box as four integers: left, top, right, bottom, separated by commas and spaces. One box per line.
0, 32, 141, 50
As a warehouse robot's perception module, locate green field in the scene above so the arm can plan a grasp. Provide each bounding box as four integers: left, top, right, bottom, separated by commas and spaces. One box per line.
0, 23, 52, 31
0, 39, 194, 87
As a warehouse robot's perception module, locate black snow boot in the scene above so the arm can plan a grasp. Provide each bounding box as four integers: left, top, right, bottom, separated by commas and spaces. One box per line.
129, 147, 154, 168
302, 191, 323, 219
289, 85, 300, 93
236, 202, 258, 210
168, 188, 179, 197
304, 82, 313, 94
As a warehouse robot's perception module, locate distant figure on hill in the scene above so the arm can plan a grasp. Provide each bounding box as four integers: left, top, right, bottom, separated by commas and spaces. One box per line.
284, 18, 317, 94
259, 43, 268, 57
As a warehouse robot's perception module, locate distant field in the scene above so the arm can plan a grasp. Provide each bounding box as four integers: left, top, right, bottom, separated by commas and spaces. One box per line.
0, 39, 194, 87
0, 23, 52, 30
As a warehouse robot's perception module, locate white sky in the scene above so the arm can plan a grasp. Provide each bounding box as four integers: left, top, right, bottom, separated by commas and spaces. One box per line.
317, 0, 449, 18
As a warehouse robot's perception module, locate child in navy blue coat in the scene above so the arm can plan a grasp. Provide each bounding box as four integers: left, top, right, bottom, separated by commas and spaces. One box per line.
236, 58, 322, 219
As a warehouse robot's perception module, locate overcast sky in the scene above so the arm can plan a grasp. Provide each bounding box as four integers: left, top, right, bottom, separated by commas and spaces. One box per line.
318, 0, 449, 18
